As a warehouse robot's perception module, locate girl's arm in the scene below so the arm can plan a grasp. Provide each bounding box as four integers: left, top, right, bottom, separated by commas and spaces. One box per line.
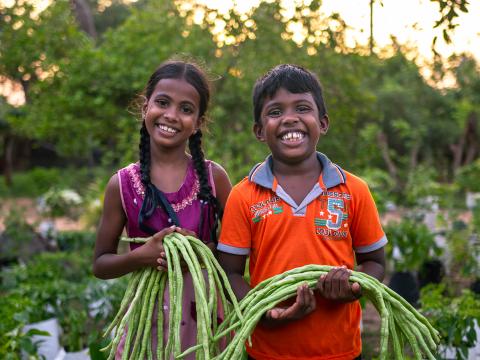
207, 161, 232, 254
93, 174, 174, 279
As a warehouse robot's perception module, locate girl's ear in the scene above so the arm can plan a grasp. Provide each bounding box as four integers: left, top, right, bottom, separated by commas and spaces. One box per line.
141, 96, 148, 120
196, 115, 205, 131
253, 123, 265, 142
319, 115, 329, 135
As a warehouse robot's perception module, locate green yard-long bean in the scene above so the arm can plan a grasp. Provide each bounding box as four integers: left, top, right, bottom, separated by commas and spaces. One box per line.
101, 233, 241, 360
102, 236, 439, 360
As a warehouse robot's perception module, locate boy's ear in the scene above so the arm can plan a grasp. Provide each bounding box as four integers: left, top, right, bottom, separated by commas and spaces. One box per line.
319, 115, 329, 135
253, 123, 265, 142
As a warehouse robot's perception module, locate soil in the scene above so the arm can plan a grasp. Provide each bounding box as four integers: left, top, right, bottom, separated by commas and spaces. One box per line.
0, 197, 85, 232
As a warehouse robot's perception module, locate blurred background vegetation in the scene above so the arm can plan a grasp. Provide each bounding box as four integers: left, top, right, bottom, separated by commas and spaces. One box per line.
0, 0, 479, 359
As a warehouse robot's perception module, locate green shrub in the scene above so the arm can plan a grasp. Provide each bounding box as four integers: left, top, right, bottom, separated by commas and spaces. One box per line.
420, 284, 480, 359
385, 217, 442, 272
0, 249, 127, 352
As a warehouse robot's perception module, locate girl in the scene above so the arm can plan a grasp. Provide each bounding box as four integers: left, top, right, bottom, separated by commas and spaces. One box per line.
93, 59, 232, 359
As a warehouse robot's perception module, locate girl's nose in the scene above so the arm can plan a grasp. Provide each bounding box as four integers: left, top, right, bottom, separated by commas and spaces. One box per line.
163, 107, 178, 121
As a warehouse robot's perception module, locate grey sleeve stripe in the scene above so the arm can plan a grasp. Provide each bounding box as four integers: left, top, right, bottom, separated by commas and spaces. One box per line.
217, 243, 250, 255
354, 235, 388, 254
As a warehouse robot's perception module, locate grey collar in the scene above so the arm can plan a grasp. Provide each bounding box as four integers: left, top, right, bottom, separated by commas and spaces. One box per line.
248, 152, 346, 190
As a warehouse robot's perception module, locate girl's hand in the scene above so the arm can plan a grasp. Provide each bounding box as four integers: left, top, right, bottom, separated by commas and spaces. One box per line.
136, 226, 175, 269
173, 226, 197, 238
157, 226, 197, 272
261, 284, 316, 328
316, 266, 362, 302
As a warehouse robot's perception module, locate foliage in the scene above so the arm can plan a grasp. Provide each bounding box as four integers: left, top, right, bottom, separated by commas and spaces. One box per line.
430, 0, 470, 44
358, 167, 396, 213
420, 284, 480, 360
38, 187, 82, 219
384, 216, 442, 272
0, 0, 479, 200
0, 167, 100, 198
445, 223, 479, 279
0, 234, 127, 353
0, 207, 39, 264
456, 158, 480, 192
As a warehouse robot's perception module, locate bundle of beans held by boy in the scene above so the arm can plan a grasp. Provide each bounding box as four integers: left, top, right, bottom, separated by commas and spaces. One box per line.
103, 233, 439, 360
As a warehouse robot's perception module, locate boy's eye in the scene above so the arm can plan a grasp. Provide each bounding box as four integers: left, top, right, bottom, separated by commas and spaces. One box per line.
297, 105, 312, 113
267, 108, 282, 117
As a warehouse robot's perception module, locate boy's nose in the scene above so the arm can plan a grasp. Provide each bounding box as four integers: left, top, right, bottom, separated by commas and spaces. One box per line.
282, 113, 300, 124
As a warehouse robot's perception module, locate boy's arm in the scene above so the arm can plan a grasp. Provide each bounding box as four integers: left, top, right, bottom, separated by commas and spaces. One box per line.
217, 252, 251, 300
355, 247, 385, 281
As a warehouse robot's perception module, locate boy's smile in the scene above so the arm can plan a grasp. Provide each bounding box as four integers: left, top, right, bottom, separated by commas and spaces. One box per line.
254, 88, 328, 164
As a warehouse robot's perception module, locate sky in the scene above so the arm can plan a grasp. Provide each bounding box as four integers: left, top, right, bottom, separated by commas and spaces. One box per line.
2, 0, 480, 105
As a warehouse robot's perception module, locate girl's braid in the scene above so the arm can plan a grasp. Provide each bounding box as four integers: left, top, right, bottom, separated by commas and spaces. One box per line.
139, 122, 151, 185
189, 129, 222, 243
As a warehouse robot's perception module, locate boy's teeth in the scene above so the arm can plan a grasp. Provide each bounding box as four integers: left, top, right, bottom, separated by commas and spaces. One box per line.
158, 125, 178, 133
281, 131, 304, 141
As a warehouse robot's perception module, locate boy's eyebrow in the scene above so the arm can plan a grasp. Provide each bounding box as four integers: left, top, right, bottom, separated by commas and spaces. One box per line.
263, 97, 314, 108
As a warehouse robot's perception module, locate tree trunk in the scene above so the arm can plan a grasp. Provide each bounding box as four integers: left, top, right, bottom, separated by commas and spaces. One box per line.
464, 111, 478, 165
3, 135, 14, 187
451, 111, 478, 173
71, 0, 97, 39
377, 131, 401, 190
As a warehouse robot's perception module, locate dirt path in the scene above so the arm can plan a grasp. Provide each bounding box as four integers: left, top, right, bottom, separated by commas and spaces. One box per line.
0, 197, 84, 232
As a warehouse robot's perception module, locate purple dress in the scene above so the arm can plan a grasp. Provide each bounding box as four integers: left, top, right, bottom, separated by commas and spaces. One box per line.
116, 159, 220, 359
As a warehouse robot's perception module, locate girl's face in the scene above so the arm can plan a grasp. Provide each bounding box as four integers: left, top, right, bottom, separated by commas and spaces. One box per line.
143, 78, 201, 150
254, 87, 329, 164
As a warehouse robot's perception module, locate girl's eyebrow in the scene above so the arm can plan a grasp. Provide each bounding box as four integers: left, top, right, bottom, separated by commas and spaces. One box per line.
153, 93, 197, 108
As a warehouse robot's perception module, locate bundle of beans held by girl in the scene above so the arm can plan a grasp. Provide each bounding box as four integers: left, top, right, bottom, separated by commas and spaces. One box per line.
212, 264, 440, 360
101, 233, 242, 360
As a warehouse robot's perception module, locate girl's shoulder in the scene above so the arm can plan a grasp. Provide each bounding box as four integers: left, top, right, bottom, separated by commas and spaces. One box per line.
204, 159, 232, 208
204, 160, 230, 184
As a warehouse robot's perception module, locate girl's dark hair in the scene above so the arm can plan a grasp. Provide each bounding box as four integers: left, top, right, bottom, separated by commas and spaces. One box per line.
252, 64, 327, 124
138, 60, 221, 243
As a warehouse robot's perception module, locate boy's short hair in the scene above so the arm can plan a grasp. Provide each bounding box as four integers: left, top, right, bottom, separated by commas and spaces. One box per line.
252, 64, 327, 124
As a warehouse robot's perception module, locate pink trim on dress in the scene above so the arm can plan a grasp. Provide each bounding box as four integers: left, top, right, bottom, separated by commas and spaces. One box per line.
117, 171, 127, 217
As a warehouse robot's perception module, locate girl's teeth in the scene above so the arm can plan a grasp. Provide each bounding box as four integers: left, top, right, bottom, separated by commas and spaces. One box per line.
158, 125, 177, 133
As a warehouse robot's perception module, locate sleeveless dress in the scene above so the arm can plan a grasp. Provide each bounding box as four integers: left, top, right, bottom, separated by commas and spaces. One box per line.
115, 159, 218, 359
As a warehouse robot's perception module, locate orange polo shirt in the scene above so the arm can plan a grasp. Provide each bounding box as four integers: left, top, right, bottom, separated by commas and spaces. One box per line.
218, 152, 387, 360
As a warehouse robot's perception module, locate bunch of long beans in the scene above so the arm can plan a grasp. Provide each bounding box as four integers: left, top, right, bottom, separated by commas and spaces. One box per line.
212, 264, 440, 360
101, 233, 242, 360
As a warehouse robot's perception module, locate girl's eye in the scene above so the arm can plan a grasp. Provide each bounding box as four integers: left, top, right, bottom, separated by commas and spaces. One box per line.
156, 98, 169, 107
181, 105, 194, 114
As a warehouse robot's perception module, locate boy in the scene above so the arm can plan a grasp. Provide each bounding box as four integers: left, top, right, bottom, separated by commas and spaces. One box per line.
217, 64, 387, 360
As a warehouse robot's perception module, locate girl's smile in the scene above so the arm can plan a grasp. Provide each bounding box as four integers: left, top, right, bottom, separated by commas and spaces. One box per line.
144, 78, 200, 149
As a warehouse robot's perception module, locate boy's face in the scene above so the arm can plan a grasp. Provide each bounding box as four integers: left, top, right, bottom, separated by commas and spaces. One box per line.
254, 88, 329, 164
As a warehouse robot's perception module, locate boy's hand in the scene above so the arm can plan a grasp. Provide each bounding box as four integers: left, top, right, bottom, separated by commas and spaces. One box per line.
316, 266, 362, 302
261, 284, 316, 328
